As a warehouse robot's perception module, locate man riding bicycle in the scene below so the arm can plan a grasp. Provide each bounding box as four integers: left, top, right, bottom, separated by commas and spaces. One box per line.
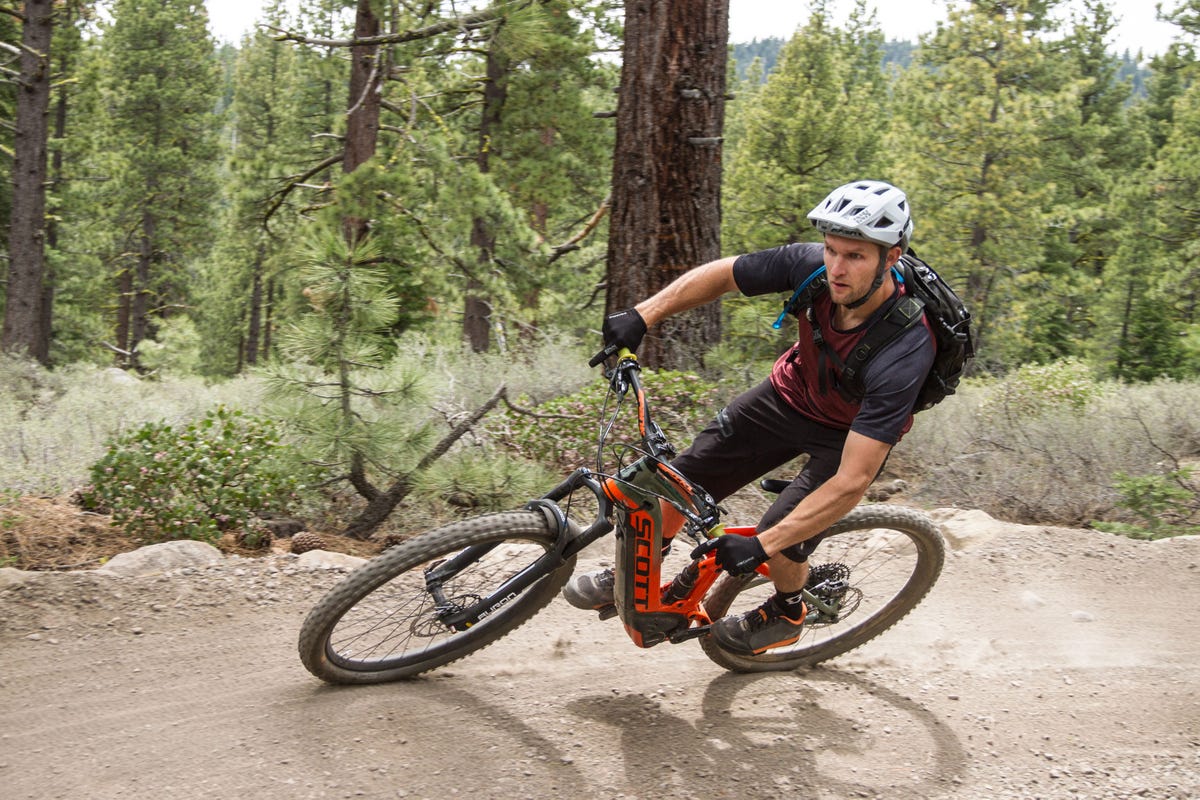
563, 180, 937, 655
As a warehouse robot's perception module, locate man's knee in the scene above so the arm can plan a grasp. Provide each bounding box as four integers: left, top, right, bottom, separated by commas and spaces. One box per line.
779, 541, 811, 564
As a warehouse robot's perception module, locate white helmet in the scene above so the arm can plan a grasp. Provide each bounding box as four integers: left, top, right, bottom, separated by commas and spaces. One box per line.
807, 180, 913, 251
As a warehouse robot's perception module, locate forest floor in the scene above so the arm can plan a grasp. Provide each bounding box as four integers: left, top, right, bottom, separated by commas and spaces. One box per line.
1, 494, 1198, 799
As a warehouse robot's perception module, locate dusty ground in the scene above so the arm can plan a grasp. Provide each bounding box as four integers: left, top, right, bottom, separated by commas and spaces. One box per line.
1, 499, 1198, 800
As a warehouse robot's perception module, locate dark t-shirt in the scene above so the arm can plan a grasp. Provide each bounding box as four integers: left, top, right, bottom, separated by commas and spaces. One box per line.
733, 243, 936, 445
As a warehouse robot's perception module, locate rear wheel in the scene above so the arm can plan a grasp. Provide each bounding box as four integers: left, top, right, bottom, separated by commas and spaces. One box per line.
700, 505, 944, 672
298, 511, 575, 683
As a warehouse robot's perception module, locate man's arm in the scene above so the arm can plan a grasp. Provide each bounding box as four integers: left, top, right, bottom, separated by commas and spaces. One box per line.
634, 256, 740, 328
754, 431, 893, 556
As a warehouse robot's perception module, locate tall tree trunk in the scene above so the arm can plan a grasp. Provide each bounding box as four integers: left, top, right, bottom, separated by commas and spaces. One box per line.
603, 0, 728, 370
263, 277, 275, 357
1, 0, 54, 365
464, 29, 511, 353
338, 0, 384, 495
115, 265, 132, 359
129, 210, 156, 370
341, 0, 382, 243
246, 260, 263, 367
41, 44, 70, 363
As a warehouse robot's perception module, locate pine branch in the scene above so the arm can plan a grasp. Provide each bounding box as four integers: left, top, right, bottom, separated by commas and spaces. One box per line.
264, 153, 342, 224
340, 385, 508, 540
500, 393, 588, 422
548, 195, 610, 264
268, 0, 543, 48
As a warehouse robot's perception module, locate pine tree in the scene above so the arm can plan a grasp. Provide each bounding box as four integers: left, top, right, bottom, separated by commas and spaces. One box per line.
194, 1, 312, 376
722, 0, 888, 253
1011, 0, 1152, 365
889, 0, 1078, 369
82, 0, 221, 369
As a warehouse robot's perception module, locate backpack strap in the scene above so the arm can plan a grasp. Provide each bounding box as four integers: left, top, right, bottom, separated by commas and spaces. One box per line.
837, 293, 926, 401
774, 262, 924, 402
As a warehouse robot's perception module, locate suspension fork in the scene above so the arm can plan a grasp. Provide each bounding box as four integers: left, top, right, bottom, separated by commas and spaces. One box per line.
424, 469, 614, 630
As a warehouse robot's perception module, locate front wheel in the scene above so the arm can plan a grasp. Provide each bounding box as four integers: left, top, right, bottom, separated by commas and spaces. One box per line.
298, 511, 575, 683
699, 505, 945, 673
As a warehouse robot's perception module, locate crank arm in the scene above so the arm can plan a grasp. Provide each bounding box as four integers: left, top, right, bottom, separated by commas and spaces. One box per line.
667, 623, 712, 644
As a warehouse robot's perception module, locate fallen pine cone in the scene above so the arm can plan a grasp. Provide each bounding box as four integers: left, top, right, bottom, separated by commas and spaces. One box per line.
290, 531, 328, 555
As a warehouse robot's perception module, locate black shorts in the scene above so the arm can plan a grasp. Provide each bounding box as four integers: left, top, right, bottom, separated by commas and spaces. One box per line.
671, 380, 850, 562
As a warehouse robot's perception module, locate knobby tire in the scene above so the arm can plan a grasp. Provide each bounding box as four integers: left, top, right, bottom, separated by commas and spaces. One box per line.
298, 511, 575, 683
699, 505, 944, 673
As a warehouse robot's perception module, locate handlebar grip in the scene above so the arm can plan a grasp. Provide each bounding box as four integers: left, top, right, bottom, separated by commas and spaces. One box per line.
588, 344, 617, 368
588, 345, 635, 368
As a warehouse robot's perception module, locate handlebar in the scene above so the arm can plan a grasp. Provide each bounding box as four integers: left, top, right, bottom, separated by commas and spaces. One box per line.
586, 345, 720, 538
590, 346, 674, 462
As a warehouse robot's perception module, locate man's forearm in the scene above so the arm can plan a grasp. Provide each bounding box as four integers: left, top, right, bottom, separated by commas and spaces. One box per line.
755, 475, 866, 556
635, 256, 740, 328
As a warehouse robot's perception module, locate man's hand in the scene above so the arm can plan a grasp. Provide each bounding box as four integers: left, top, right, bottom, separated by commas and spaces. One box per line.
602, 308, 647, 352
691, 534, 768, 576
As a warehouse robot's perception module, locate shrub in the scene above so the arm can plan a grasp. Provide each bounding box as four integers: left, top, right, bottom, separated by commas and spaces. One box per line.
896, 376, 1200, 528
0, 356, 268, 495
1092, 467, 1199, 540
978, 357, 1105, 417
496, 369, 724, 472
78, 406, 305, 544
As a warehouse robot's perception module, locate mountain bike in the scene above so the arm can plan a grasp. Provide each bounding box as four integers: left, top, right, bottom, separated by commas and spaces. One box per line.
298, 349, 946, 683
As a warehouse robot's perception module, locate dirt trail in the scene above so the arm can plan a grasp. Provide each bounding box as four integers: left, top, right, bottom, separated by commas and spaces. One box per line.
1, 515, 1198, 800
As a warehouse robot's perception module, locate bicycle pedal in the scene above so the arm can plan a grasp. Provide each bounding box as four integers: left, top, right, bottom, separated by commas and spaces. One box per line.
597, 604, 617, 621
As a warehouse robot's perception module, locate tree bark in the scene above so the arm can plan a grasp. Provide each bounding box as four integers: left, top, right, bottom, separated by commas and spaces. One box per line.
341, 0, 382, 244
246, 256, 263, 367
1, 0, 54, 365
604, 0, 728, 370
128, 208, 156, 370
464, 28, 512, 353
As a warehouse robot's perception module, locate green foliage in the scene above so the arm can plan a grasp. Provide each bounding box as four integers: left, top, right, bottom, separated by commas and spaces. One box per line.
78, 407, 305, 544
0, 489, 20, 564
1092, 467, 1199, 540
412, 450, 557, 515
137, 316, 204, 376
722, 1, 889, 252
979, 357, 1105, 417
498, 370, 723, 472
266, 223, 442, 494
888, 0, 1074, 368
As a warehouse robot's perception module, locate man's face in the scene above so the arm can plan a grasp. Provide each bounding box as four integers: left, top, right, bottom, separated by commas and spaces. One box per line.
822, 234, 899, 307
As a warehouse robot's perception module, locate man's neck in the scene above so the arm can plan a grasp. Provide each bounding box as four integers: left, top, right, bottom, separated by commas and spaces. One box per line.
834, 275, 897, 329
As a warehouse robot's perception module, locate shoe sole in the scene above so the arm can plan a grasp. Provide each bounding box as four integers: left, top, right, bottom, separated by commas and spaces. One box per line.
711, 629, 802, 655
711, 610, 807, 655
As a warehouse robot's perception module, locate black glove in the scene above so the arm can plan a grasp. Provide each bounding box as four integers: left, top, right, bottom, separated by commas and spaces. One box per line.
602, 308, 647, 352
691, 534, 769, 576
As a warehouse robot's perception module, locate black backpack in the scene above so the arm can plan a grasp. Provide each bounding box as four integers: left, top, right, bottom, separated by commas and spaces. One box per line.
772, 252, 975, 411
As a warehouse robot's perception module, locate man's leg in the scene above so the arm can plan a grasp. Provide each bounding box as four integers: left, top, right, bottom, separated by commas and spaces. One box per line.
707, 426, 847, 654
564, 380, 820, 614
670, 380, 825, 505
754, 434, 844, 591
